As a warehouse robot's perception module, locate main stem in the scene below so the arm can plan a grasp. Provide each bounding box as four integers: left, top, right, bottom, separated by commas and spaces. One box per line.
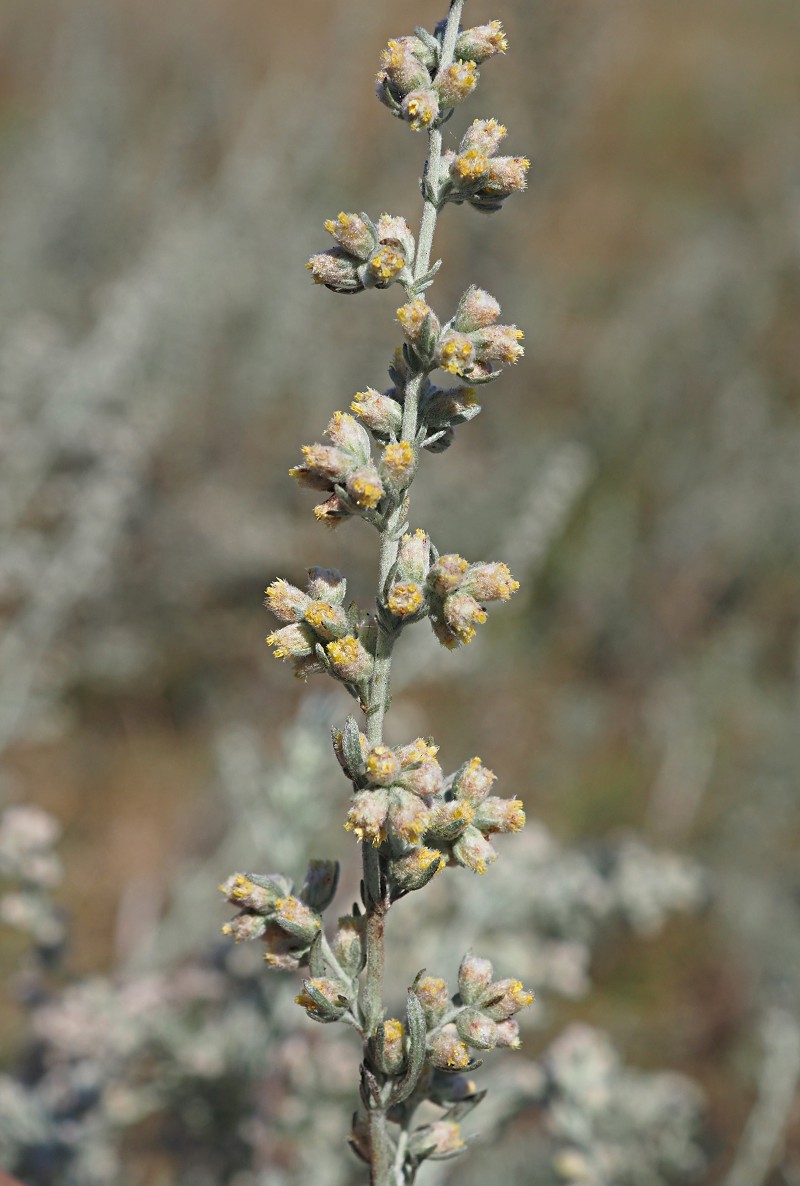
360, 5, 465, 1183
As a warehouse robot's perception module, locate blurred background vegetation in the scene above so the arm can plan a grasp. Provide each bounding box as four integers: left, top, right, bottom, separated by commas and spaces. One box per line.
1, 0, 799, 1182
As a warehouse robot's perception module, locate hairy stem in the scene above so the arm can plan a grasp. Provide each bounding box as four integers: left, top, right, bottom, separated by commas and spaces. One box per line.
361, 5, 465, 1182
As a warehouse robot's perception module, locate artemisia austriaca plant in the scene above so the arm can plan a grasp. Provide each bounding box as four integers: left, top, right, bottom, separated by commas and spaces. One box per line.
221, 4, 533, 1182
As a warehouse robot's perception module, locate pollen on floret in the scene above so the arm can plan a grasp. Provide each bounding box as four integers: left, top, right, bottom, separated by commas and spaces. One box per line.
266, 623, 313, 661
461, 117, 508, 156
437, 333, 475, 376
387, 581, 424, 618
388, 784, 432, 838
397, 737, 439, 767
265, 579, 309, 624
454, 148, 489, 181
366, 744, 401, 785
370, 247, 405, 281
466, 561, 520, 601
304, 600, 341, 635
327, 635, 359, 668
486, 155, 530, 193
313, 494, 351, 528
396, 298, 432, 339
403, 89, 438, 131
436, 60, 478, 105
227, 874, 255, 902
345, 789, 389, 846
382, 440, 415, 484
348, 470, 383, 509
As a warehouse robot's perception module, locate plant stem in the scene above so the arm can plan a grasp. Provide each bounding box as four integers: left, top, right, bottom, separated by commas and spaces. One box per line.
361, 6, 465, 1181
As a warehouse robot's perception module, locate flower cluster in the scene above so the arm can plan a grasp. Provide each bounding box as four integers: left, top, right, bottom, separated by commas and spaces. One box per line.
416, 952, 534, 1069
334, 718, 526, 890
289, 409, 420, 528
397, 285, 524, 382
438, 118, 530, 212
265, 564, 374, 687
427, 554, 519, 648
219, 861, 338, 970
375, 23, 507, 132
307, 212, 415, 294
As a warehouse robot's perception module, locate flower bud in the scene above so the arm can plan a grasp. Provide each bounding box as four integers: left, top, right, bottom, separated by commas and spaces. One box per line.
453, 757, 497, 804
436, 331, 475, 376
332, 724, 368, 775
434, 61, 479, 107
351, 388, 402, 436
428, 553, 468, 595
396, 736, 439, 768
485, 155, 530, 195
266, 622, 316, 662
396, 758, 443, 798
386, 580, 425, 619
365, 743, 401, 787
376, 213, 415, 261
219, 872, 289, 912
264, 579, 311, 624
422, 386, 480, 429
401, 88, 440, 132
475, 323, 525, 365
298, 859, 339, 912
387, 787, 432, 845
479, 977, 535, 1020
326, 410, 371, 459
428, 1071, 480, 1106
345, 465, 384, 510
323, 211, 376, 260
450, 148, 490, 185
427, 799, 474, 843
380, 440, 416, 491
494, 1018, 521, 1048
455, 21, 508, 63
374, 1017, 406, 1075
473, 796, 526, 834
273, 896, 321, 942
303, 599, 350, 641
313, 492, 352, 528
458, 952, 495, 1003
397, 298, 441, 344
306, 249, 364, 293
390, 846, 445, 893
295, 977, 350, 1022
452, 824, 497, 874
332, 913, 365, 977
378, 39, 431, 96
454, 286, 501, 332
414, 975, 451, 1025
263, 922, 305, 971
460, 117, 508, 156
409, 1120, 465, 1158
456, 1008, 499, 1050
345, 788, 389, 846
326, 635, 373, 684
397, 529, 432, 583
306, 566, 346, 604
221, 913, 267, 942
291, 653, 327, 680
463, 561, 520, 601
368, 246, 408, 287
443, 593, 487, 645
291, 443, 350, 489
429, 1023, 471, 1070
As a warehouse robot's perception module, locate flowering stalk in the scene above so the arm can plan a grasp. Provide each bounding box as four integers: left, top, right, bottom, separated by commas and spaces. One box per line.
223, 4, 532, 1183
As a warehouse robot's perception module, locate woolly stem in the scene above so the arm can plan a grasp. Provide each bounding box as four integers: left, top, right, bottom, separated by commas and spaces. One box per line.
361, 8, 465, 1181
